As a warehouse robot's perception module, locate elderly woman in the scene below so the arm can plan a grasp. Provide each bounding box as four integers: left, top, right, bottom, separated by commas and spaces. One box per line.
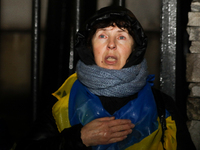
15, 6, 195, 150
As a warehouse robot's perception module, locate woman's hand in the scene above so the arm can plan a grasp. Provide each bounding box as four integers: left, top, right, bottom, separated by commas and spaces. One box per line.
81, 117, 135, 147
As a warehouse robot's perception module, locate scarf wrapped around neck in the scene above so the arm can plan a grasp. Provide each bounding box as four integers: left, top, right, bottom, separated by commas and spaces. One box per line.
76, 60, 149, 98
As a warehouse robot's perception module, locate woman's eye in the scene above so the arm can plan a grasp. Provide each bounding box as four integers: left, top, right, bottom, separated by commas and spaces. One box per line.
119, 36, 125, 40
99, 35, 106, 38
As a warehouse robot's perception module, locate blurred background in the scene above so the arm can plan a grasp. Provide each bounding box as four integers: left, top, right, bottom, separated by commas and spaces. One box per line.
0, 0, 190, 149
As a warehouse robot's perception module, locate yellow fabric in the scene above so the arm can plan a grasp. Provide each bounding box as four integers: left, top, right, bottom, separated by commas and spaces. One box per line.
163, 116, 177, 150
125, 118, 163, 150
126, 116, 177, 150
52, 73, 77, 132
52, 73, 77, 100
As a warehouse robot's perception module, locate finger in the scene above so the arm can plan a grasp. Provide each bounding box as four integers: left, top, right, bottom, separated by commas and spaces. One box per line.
108, 119, 132, 127
107, 136, 128, 144
110, 128, 133, 138
110, 123, 135, 133
97, 116, 115, 122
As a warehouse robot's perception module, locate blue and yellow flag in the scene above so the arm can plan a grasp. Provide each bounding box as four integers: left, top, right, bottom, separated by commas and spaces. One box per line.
52, 73, 177, 150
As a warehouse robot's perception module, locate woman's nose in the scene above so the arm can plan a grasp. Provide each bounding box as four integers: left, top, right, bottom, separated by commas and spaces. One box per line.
107, 38, 116, 50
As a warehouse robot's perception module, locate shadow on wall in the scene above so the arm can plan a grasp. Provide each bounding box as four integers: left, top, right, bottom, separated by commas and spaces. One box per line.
0, 32, 33, 145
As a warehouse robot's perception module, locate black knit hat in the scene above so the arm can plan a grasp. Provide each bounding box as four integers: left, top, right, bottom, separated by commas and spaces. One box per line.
75, 6, 147, 67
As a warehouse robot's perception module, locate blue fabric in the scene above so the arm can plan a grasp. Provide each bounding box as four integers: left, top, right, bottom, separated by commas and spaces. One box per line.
76, 60, 149, 98
69, 75, 158, 150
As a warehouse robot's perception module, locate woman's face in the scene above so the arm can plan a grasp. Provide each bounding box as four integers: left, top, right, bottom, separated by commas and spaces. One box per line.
92, 26, 134, 70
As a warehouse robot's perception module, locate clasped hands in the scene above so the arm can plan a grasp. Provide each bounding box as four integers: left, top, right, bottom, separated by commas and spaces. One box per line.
81, 116, 135, 147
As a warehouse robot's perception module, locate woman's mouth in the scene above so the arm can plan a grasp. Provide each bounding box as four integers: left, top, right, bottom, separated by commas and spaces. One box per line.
105, 56, 117, 64
107, 57, 116, 61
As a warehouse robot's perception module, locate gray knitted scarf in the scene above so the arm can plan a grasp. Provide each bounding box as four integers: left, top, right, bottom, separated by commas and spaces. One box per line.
76, 60, 149, 97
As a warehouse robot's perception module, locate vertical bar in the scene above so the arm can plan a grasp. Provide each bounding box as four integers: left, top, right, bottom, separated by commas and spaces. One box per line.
176, 0, 192, 118
68, 0, 97, 76
0, 0, 1, 30
118, 0, 125, 6
31, 0, 41, 121
160, 0, 177, 100
75, 0, 81, 33
41, 0, 71, 103
112, 0, 125, 7
68, 0, 85, 76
